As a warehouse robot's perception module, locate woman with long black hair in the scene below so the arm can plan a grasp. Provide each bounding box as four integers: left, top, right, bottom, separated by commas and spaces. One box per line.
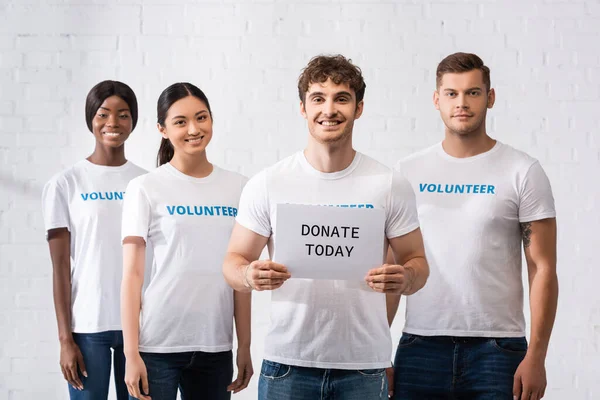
121, 82, 253, 400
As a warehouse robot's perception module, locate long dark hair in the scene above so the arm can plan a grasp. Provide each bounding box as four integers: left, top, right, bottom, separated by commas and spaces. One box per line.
85, 80, 138, 132
156, 82, 213, 166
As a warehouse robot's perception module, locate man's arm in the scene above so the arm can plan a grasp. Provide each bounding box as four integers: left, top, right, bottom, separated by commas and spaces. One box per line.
513, 217, 558, 400
384, 247, 401, 326
390, 228, 429, 295
522, 218, 558, 358
366, 228, 429, 295
223, 222, 290, 292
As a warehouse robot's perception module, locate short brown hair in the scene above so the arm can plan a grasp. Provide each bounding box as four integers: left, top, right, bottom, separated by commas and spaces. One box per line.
298, 54, 366, 103
436, 52, 491, 91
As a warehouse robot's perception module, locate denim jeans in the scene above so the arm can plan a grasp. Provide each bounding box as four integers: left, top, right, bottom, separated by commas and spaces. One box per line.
130, 350, 233, 400
393, 333, 527, 400
68, 330, 128, 400
258, 359, 388, 400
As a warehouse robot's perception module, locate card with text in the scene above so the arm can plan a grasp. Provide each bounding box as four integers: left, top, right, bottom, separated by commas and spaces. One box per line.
273, 203, 386, 280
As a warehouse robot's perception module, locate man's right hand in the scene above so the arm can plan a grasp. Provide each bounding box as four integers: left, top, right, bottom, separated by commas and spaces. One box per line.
125, 353, 151, 400
244, 260, 291, 291
60, 339, 86, 391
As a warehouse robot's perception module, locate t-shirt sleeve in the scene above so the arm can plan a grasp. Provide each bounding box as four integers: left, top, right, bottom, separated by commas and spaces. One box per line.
518, 161, 556, 223
41, 175, 70, 233
121, 177, 151, 242
386, 170, 420, 239
235, 171, 271, 238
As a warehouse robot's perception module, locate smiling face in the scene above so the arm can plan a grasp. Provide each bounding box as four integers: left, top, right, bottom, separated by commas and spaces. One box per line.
91, 95, 133, 148
158, 95, 213, 157
434, 69, 495, 137
300, 78, 363, 145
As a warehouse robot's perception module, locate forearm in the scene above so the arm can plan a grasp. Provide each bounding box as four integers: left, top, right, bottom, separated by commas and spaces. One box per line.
402, 256, 428, 295
386, 294, 401, 326
233, 291, 252, 348
121, 276, 143, 356
121, 242, 145, 357
224, 252, 253, 293
528, 264, 558, 359
52, 260, 73, 343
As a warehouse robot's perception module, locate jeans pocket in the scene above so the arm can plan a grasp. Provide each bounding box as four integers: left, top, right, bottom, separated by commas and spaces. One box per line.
398, 333, 420, 348
260, 360, 292, 380
357, 368, 386, 377
491, 337, 528, 355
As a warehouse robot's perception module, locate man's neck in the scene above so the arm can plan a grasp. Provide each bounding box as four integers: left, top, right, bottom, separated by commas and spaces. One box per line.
304, 138, 356, 173
442, 130, 496, 158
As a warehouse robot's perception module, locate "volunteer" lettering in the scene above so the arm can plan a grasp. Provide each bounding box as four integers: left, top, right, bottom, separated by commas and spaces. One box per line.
418, 183, 495, 194
80, 191, 125, 201
166, 205, 238, 217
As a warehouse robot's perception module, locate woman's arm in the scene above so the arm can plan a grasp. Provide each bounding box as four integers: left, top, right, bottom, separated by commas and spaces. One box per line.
121, 237, 150, 400
48, 228, 87, 391
227, 291, 253, 393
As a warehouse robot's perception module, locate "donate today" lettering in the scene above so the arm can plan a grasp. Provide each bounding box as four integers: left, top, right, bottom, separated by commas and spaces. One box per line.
301, 224, 360, 258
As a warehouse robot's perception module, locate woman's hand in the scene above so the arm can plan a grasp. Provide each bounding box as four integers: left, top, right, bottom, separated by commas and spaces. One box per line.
124, 352, 151, 400
227, 346, 254, 393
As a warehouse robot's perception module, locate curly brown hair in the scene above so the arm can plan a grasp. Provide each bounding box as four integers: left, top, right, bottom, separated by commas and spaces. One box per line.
436, 52, 491, 91
297, 54, 366, 104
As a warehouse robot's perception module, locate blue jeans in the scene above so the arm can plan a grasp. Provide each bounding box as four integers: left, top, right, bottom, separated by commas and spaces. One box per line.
130, 350, 233, 400
258, 360, 388, 400
393, 333, 527, 400
69, 330, 128, 400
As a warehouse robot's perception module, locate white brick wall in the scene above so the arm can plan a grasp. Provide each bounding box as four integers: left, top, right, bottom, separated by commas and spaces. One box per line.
0, 1, 598, 399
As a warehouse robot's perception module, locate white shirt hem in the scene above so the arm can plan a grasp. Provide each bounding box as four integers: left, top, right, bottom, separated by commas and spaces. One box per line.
236, 218, 270, 238
264, 354, 391, 370
139, 344, 233, 353
72, 325, 122, 334
387, 222, 420, 239
519, 211, 556, 223
45, 221, 70, 231
403, 328, 526, 338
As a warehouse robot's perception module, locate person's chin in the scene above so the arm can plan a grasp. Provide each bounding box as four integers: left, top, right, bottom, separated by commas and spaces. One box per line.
455, 128, 477, 136
101, 139, 126, 148
187, 145, 208, 155
319, 127, 350, 140
315, 133, 342, 144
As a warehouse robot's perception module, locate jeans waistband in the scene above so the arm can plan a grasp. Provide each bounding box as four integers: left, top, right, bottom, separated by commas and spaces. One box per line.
413, 335, 492, 344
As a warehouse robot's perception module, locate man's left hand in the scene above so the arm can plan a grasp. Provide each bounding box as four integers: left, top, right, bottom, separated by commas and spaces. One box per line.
513, 354, 547, 400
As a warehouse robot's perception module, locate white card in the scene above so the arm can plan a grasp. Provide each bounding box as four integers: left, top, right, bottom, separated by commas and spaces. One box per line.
273, 203, 386, 280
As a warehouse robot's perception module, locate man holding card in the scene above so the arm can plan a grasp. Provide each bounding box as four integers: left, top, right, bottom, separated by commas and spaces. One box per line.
223, 54, 429, 399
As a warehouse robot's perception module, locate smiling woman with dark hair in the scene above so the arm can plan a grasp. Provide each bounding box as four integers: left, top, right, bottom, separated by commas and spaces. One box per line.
120, 82, 253, 400
41, 80, 146, 400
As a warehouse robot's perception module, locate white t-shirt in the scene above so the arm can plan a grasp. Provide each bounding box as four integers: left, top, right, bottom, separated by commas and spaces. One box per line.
397, 141, 556, 337
42, 160, 146, 334
236, 151, 419, 369
122, 163, 246, 353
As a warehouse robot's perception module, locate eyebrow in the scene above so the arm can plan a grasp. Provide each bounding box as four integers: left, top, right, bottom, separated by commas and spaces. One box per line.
443, 87, 483, 92
99, 107, 130, 112
308, 91, 353, 99
171, 110, 209, 120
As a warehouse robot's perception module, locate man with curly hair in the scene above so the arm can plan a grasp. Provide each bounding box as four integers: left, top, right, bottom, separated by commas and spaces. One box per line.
223, 54, 430, 399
